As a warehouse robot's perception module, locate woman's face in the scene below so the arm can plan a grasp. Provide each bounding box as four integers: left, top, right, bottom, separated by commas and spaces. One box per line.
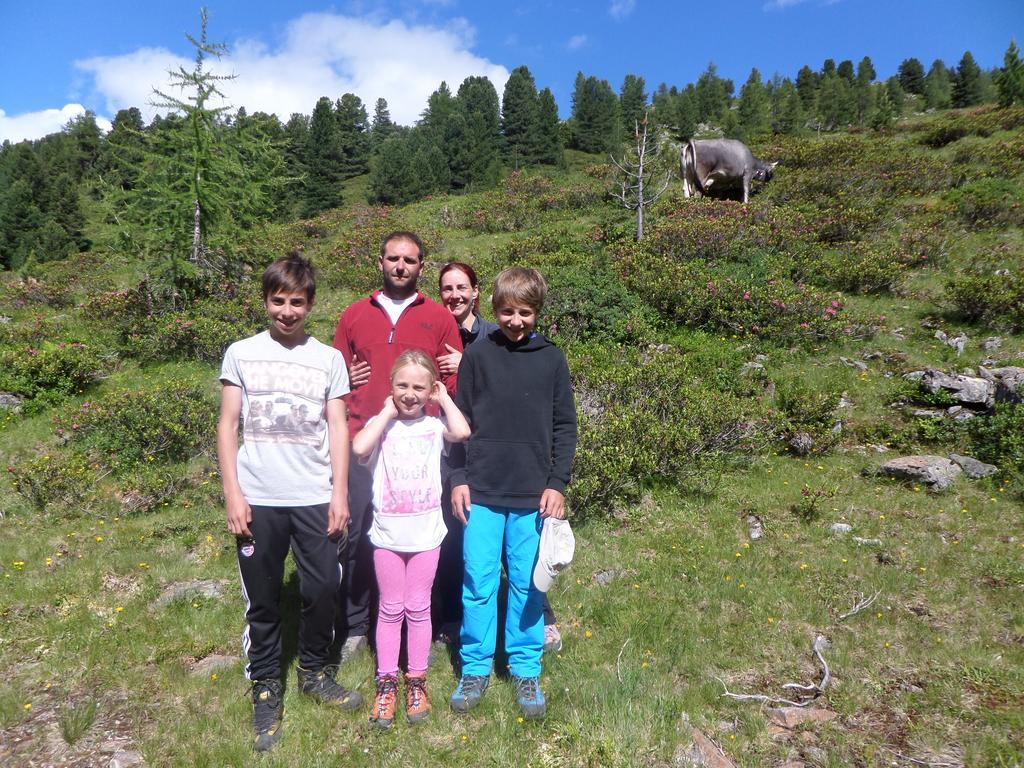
439, 268, 479, 325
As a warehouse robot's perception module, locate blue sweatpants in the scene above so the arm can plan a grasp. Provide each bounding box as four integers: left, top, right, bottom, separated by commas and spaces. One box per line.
460, 503, 544, 678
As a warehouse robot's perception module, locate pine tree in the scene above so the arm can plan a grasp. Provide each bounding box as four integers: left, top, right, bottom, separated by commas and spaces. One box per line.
335, 93, 370, 179
675, 86, 698, 140
854, 57, 876, 123
737, 68, 771, 139
281, 113, 308, 216
886, 76, 905, 119
837, 60, 856, 84
870, 85, 897, 130
898, 58, 926, 95
450, 76, 502, 190
924, 59, 953, 110
368, 135, 414, 204
571, 72, 620, 153
370, 98, 396, 144
995, 39, 1024, 107
303, 96, 343, 216
796, 65, 819, 112
776, 80, 805, 135
610, 110, 671, 241
536, 87, 564, 166
619, 74, 647, 134
502, 65, 541, 168
952, 51, 985, 107
99, 107, 146, 192
695, 63, 729, 124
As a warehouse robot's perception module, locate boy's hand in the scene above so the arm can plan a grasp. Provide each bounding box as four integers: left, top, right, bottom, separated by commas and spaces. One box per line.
226, 494, 253, 537
452, 484, 471, 525
349, 354, 371, 388
327, 496, 350, 537
539, 488, 566, 520
437, 343, 462, 376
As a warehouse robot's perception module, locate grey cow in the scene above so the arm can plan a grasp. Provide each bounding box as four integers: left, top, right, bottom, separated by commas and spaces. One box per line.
680, 139, 778, 203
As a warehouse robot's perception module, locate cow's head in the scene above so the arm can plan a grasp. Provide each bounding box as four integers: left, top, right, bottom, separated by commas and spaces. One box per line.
755, 161, 779, 183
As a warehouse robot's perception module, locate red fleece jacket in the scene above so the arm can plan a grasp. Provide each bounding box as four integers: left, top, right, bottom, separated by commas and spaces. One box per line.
332, 290, 462, 434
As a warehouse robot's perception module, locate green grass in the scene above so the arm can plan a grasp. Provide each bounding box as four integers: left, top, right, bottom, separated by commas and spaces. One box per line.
1, 107, 1023, 766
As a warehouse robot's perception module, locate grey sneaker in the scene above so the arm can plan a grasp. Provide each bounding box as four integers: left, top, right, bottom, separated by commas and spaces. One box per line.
449, 674, 489, 712
297, 666, 362, 710
513, 675, 546, 718
543, 623, 563, 653
250, 679, 283, 752
340, 634, 368, 662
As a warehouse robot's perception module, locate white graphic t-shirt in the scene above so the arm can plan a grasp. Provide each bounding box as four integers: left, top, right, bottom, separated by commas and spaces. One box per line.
220, 331, 349, 506
363, 415, 447, 553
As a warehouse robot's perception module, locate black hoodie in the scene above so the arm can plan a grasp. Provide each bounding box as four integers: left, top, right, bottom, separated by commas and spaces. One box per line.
449, 329, 577, 509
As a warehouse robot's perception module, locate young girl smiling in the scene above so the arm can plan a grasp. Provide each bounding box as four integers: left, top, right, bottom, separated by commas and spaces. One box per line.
352, 350, 470, 728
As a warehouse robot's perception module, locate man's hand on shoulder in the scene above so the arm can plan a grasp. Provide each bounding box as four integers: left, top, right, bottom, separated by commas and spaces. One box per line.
349, 354, 371, 388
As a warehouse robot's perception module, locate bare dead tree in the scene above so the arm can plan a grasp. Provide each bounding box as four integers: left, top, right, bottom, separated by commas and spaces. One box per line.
610, 109, 672, 241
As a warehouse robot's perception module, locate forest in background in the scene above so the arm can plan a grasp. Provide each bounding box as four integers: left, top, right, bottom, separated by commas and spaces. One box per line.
2, 28, 1022, 280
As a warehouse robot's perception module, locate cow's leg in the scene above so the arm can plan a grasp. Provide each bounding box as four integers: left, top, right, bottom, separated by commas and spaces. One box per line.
742, 171, 752, 204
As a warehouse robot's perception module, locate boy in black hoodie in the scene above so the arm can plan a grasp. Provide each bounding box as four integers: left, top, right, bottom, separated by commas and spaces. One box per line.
448, 267, 577, 719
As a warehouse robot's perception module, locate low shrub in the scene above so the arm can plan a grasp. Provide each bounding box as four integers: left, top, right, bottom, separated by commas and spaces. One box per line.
8, 452, 96, 512
123, 293, 265, 364
567, 345, 772, 518
0, 342, 106, 409
617, 243, 866, 345
945, 264, 1024, 332
968, 402, 1024, 475
0, 276, 73, 309
539, 261, 657, 346
943, 178, 1024, 228
787, 241, 915, 295
55, 380, 217, 473
774, 378, 841, 455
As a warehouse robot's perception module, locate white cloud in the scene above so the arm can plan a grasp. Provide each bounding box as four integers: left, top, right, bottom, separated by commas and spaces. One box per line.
567, 34, 588, 51
68, 12, 508, 129
0, 103, 110, 144
763, 0, 811, 9
609, 0, 637, 19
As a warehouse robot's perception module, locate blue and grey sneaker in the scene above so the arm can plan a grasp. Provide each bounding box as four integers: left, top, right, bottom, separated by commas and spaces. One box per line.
513, 675, 546, 718
449, 674, 489, 712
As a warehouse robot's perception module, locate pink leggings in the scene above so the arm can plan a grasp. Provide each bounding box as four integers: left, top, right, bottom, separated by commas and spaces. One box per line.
373, 546, 440, 677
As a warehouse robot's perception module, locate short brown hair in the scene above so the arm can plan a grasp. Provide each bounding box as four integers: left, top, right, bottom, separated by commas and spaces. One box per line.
390, 349, 438, 383
262, 252, 316, 302
491, 267, 547, 314
380, 231, 426, 261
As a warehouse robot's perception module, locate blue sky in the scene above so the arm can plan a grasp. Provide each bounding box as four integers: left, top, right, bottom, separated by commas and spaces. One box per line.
1, 0, 1020, 143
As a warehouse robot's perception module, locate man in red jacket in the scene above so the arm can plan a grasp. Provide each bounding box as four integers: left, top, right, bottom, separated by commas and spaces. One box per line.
333, 231, 462, 658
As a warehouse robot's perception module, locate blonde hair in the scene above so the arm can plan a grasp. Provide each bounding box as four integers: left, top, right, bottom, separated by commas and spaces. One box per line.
491, 267, 547, 313
390, 349, 439, 383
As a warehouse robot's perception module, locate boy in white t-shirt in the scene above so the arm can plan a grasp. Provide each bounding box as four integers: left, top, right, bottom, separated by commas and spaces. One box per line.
217, 254, 362, 753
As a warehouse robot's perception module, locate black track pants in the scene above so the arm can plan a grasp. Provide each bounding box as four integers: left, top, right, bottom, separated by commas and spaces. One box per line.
237, 504, 341, 681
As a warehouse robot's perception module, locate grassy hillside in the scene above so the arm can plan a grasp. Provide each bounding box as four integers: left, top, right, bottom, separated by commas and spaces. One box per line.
1, 106, 1022, 767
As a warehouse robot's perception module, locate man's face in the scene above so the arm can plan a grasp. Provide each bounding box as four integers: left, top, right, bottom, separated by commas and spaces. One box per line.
379, 237, 423, 299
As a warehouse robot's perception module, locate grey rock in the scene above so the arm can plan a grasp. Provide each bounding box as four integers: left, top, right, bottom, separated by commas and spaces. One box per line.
830, 523, 852, 535
951, 410, 976, 422
983, 336, 1003, 351
594, 569, 618, 586
867, 444, 890, 453
980, 366, 1024, 404
889, 327, 906, 340
949, 453, 998, 479
154, 579, 227, 608
0, 392, 23, 413
903, 370, 926, 381
190, 654, 238, 676
740, 362, 765, 374
109, 751, 145, 768
854, 536, 883, 546
838, 392, 854, 408
912, 409, 943, 418
839, 356, 868, 371
920, 369, 994, 408
753, 354, 768, 363
747, 514, 764, 541
878, 455, 963, 491
789, 432, 814, 456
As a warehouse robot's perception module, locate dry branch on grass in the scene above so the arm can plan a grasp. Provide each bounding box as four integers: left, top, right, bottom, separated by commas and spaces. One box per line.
838, 590, 881, 621
716, 635, 832, 707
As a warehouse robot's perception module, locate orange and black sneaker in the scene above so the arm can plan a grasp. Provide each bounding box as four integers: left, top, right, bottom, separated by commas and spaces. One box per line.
404, 674, 431, 723
370, 674, 399, 729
